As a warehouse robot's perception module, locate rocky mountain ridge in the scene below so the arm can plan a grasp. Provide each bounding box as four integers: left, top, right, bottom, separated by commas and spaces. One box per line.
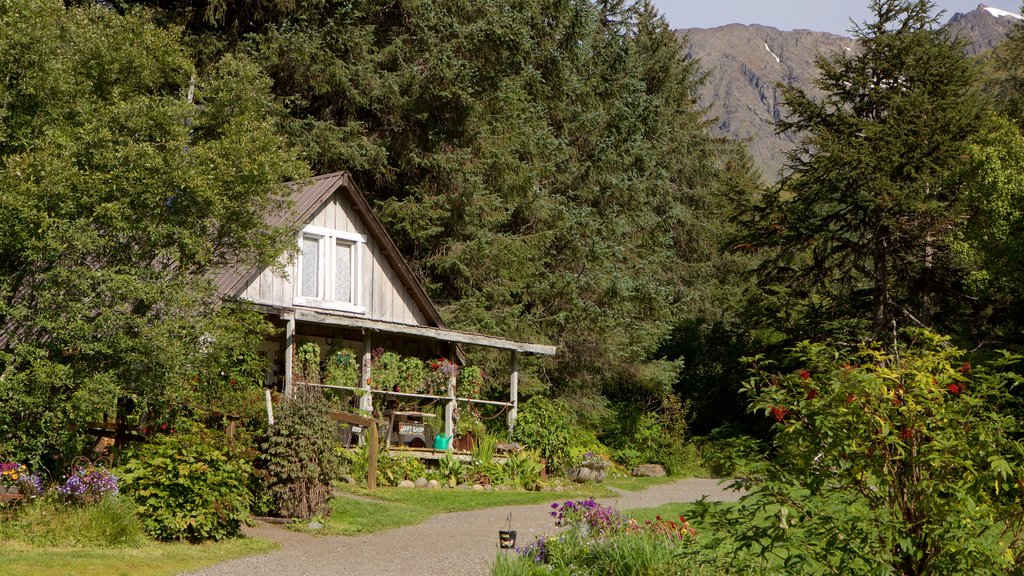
679, 4, 1022, 180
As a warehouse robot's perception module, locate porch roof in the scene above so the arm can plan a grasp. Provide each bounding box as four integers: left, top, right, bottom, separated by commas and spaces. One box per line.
256, 304, 556, 356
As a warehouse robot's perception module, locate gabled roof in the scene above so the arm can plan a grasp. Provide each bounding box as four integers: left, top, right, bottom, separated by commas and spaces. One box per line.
215, 172, 447, 330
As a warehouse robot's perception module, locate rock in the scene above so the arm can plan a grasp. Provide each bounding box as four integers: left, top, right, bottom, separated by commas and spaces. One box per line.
399, 480, 416, 488
414, 477, 429, 488
339, 475, 356, 485
456, 483, 470, 490
472, 484, 485, 491
427, 479, 441, 489
484, 484, 494, 492
631, 464, 667, 478
307, 521, 324, 529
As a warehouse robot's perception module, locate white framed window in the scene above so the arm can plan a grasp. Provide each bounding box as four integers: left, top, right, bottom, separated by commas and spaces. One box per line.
295, 225, 365, 313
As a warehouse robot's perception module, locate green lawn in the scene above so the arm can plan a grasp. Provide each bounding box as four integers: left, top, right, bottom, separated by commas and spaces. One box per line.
315, 483, 618, 535
601, 474, 680, 491
0, 538, 277, 576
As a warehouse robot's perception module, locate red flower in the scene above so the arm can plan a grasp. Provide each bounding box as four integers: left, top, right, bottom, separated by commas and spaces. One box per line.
960, 362, 971, 374
806, 389, 819, 400
799, 370, 811, 381
770, 406, 788, 422
846, 393, 856, 404
900, 428, 914, 440
948, 383, 960, 395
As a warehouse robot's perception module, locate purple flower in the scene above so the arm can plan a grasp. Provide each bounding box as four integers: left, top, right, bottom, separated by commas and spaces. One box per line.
58, 465, 118, 503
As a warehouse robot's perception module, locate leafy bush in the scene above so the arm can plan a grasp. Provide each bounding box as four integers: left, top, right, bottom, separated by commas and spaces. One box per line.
119, 423, 251, 542
502, 450, 543, 489
378, 454, 428, 486
263, 388, 340, 518
698, 429, 762, 477
435, 451, 468, 487
324, 348, 360, 388
511, 397, 575, 475
730, 330, 1024, 574
0, 496, 146, 548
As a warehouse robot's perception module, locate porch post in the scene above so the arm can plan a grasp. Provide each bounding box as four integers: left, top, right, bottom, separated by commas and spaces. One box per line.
508, 350, 519, 434
283, 316, 295, 397
445, 345, 456, 439
359, 331, 373, 415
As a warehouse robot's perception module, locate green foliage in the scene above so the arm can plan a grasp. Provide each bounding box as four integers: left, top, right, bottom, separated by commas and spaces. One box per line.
501, 450, 543, 490
133, 0, 753, 408
377, 454, 428, 487
435, 451, 468, 488
0, 0, 306, 470
294, 342, 322, 384
119, 423, 252, 542
324, 348, 360, 389
731, 330, 1024, 574
262, 389, 340, 519
0, 496, 146, 548
511, 397, 576, 475
456, 366, 484, 398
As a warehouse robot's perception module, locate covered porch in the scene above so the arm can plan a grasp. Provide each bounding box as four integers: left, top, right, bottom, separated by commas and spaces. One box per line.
262, 305, 556, 440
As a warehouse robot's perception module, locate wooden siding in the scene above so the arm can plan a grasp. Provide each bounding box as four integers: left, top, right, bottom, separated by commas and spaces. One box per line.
238, 191, 428, 326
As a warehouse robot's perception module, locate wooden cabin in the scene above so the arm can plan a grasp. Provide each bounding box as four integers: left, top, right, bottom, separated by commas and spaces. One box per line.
216, 172, 555, 440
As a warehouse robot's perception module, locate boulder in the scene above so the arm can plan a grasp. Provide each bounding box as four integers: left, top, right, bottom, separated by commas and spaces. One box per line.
414, 477, 429, 488
472, 484, 485, 491
307, 521, 324, 529
427, 479, 441, 489
398, 480, 416, 488
631, 464, 667, 478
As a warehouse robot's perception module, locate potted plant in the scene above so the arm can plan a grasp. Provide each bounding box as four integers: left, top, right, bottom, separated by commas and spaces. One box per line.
567, 451, 611, 483
0, 461, 43, 502
454, 412, 486, 451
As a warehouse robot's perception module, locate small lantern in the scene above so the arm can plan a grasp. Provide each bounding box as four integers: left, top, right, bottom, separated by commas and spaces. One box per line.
498, 512, 517, 549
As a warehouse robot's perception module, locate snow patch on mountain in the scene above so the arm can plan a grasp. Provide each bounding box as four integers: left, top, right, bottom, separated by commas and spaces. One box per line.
764, 42, 780, 63
983, 5, 1023, 20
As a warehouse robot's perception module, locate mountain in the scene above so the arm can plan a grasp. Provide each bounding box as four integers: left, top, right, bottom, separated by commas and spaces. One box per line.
679, 4, 1021, 181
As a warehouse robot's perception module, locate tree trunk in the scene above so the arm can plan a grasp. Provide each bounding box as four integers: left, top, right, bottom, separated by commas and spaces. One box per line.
873, 231, 890, 335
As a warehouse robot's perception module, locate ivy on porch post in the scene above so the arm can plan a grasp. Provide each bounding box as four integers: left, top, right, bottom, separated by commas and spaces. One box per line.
508, 350, 519, 434
359, 331, 373, 415
445, 345, 456, 439
283, 315, 295, 397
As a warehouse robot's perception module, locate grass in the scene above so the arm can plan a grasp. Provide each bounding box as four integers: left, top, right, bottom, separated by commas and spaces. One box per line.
0, 497, 277, 576
601, 474, 680, 491
315, 482, 618, 535
0, 538, 277, 576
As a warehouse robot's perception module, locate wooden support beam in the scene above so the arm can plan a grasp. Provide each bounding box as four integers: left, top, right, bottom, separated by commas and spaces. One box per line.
445, 346, 456, 439
283, 317, 296, 397
368, 420, 378, 491
359, 331, 373, 415
508, 350, 519, 434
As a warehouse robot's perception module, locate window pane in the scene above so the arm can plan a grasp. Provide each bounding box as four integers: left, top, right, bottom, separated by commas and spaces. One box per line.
301, 236, 319, 297
335, 241, 352, 303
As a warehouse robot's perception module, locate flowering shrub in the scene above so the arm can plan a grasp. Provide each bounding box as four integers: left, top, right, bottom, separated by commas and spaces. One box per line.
57, 465, 119, 503
734, 330, 1024, 574
509, 501, 700, 573
550, 498, 625, 536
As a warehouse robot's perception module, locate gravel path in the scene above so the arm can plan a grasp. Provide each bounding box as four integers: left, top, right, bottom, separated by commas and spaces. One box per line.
184, 478, 741, 576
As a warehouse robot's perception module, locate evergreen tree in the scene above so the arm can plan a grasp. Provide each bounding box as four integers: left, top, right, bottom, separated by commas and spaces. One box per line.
124, 0, 753, 400
743, 0, 982, 340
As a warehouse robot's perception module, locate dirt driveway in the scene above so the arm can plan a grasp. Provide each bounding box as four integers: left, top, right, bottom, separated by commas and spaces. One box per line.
184, 478, 741, 576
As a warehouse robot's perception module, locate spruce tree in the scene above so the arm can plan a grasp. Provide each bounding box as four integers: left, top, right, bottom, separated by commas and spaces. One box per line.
745, 0, 982, 338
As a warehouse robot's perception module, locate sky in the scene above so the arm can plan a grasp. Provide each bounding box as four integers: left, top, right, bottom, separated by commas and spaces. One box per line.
650, 1, 1023, 35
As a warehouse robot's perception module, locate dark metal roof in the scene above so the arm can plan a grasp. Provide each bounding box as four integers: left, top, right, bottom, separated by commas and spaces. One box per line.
215, 172, 448, 330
